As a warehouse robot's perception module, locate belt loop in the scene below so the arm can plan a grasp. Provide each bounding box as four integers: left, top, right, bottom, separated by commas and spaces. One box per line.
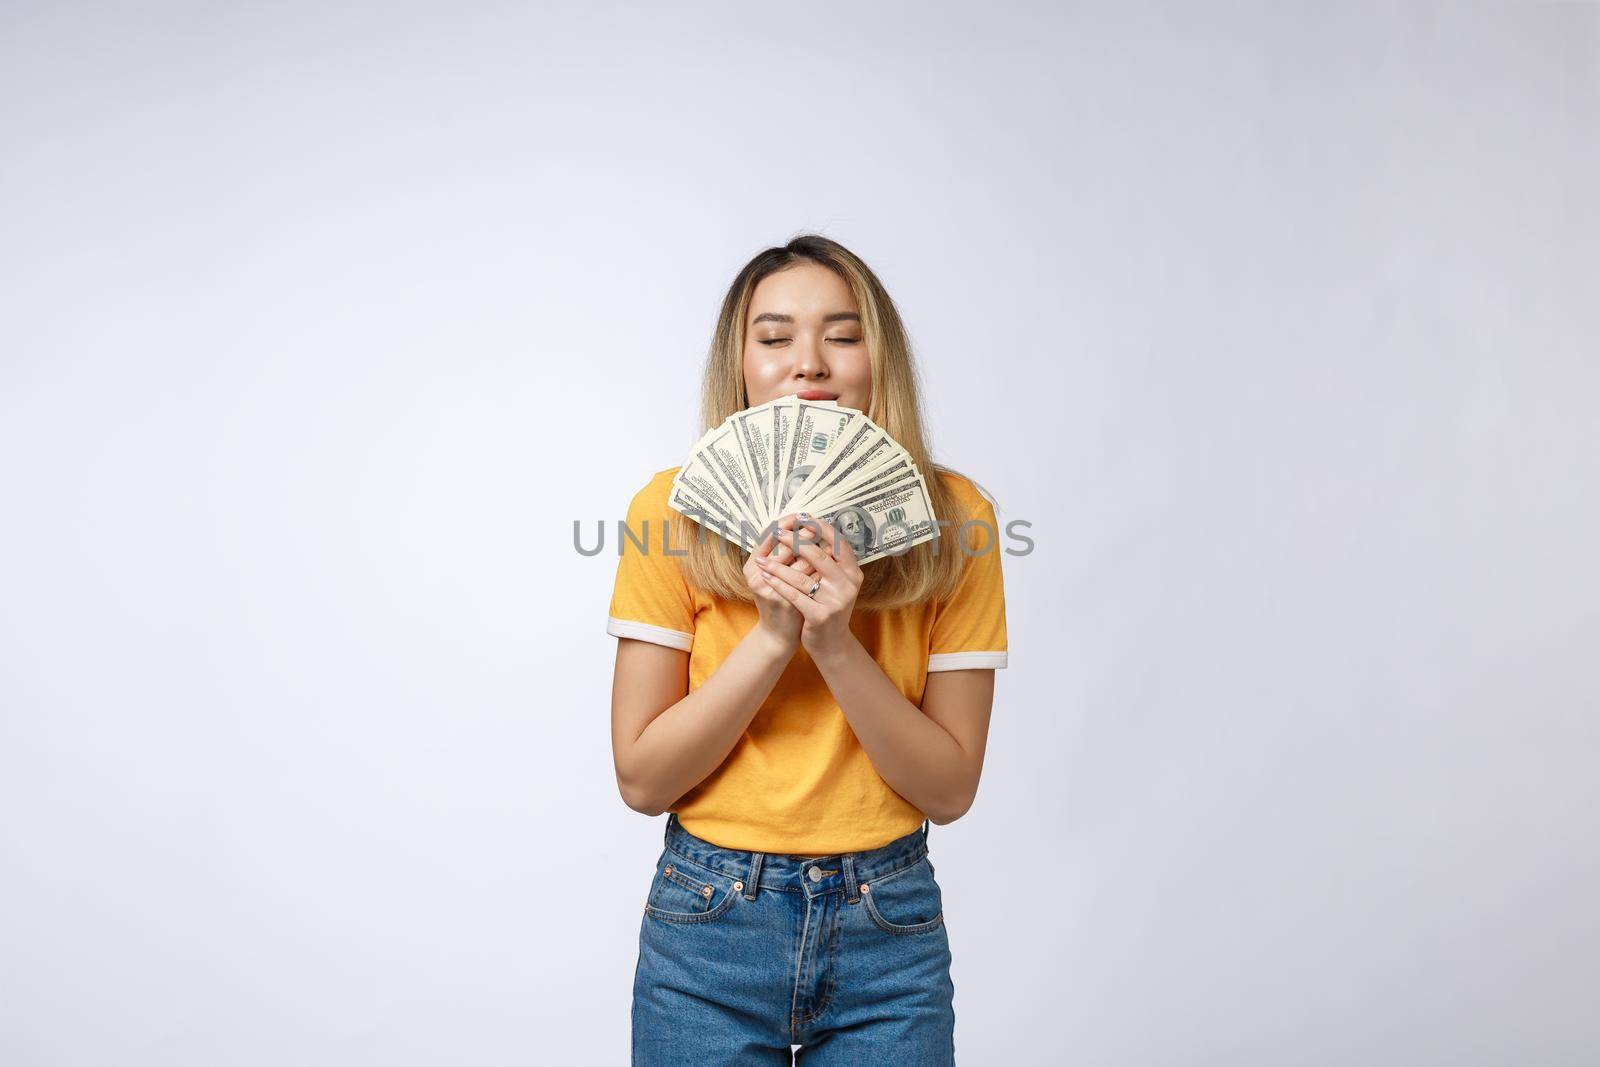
744, 850, 763, 900
843, 849, 860, 904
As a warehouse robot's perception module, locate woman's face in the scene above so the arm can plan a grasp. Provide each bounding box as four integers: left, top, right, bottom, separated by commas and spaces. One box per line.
742, 262, 872, 413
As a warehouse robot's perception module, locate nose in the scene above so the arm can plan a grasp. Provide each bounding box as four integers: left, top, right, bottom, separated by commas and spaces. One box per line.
792, 335, 829, 380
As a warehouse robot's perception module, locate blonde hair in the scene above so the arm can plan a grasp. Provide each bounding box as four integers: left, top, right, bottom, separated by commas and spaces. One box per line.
673, 234, 992, 612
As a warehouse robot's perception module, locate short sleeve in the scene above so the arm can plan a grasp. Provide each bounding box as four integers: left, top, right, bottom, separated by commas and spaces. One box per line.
605, 472, 696, 652
927, 489, 1009, 672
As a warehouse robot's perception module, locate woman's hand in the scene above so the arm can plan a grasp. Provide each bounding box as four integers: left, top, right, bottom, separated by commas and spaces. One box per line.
755, 514, 864, 660
743, 523, 819, 651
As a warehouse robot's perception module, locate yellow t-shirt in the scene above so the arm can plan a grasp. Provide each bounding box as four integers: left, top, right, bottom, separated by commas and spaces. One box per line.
606, 465, 1008, 855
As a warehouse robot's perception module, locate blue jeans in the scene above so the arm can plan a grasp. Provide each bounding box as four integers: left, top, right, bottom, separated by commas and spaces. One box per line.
632, 812, 956, 1065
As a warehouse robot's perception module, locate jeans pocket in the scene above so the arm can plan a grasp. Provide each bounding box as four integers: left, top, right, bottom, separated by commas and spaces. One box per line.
644, 850, 744, 925
860, 854, 945, 935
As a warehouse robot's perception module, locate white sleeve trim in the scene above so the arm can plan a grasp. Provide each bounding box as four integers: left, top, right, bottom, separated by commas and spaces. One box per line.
927, 650, 1008, 671
607, 617, 694, 651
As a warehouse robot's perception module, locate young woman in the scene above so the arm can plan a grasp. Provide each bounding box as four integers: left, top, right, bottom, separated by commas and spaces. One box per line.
607, 234, 1008, 1065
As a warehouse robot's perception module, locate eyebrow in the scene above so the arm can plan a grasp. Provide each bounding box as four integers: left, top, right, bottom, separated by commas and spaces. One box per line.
749, 311, 861, 325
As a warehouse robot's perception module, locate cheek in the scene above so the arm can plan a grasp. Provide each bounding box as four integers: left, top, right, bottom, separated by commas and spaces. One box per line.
746, 345, 790, 372
841, 350, 873, 395
742, 349, 781, 391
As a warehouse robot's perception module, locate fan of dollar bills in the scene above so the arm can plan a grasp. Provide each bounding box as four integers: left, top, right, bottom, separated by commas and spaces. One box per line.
668, 396, 940, 565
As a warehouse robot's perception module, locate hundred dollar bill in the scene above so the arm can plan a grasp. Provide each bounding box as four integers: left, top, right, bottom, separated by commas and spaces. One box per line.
727, 402, 780, 520
683, 422, 763, 528
775, 400, 866, 517
787, 424, 899, 510
669, 481, 759, 553
806, 455, 921, 515
812, 474, 940, 565
668, 396, 944, 565
673, 452, 755, 532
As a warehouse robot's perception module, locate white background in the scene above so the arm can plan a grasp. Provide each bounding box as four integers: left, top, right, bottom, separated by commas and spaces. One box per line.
3, 3, 1596, 1064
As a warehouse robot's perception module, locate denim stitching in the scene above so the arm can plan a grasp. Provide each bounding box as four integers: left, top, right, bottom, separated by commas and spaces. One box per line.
648, 853, 741, 924
797, 894, 841, 1027
859, 853, 926, 891
661, 865, 714, 898
665, 841, 925, 896
663, 843, 745, 883
862, 892, 944, 935
860, 856, 944, 935
644, 886, 739, 925
789, 895, 813, 1042
665, 836, 928, 886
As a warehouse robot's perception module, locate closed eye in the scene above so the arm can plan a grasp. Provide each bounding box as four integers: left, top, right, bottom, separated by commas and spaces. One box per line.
757, 337, 860, 346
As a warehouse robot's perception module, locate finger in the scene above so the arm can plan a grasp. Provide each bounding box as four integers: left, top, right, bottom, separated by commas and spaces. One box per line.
761, 571, 822, 621
779, 553, 816, 576
759, 587, 798, 615
832, 524, 857, 566
774, 518, 821, 557
751, 528, 810, 566
820, 518, 861, 570
752, 563, 797, 605
775, 513, 826, 538
791, 540, 848, 584
759, 553, 824, 588
763, 537, 817, 576
756, 555, 814, 593
805, 515, 841, 559
795, 517, 857, 575
812, 517, 858, 564
781, 514, 830, 558
767, 528, 817, 560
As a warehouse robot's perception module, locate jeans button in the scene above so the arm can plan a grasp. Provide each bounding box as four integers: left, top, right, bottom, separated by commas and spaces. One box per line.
808, 866, 823, 882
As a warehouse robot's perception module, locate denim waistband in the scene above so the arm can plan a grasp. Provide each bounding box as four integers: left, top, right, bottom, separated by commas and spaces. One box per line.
662, 812, 930, 904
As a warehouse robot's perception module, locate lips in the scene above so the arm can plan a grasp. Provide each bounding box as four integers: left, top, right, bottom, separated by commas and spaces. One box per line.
795, 390, 840, 401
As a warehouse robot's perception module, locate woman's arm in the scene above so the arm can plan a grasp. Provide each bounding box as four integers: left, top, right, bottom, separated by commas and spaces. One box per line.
756, 517, 997, 824
611, 628, 794, 815
610, 527, 820, 816
810, 643, 994, 825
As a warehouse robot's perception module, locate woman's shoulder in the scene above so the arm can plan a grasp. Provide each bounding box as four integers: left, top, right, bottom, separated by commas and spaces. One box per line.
627, 466, 684, 511
931, 465, 999, 517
